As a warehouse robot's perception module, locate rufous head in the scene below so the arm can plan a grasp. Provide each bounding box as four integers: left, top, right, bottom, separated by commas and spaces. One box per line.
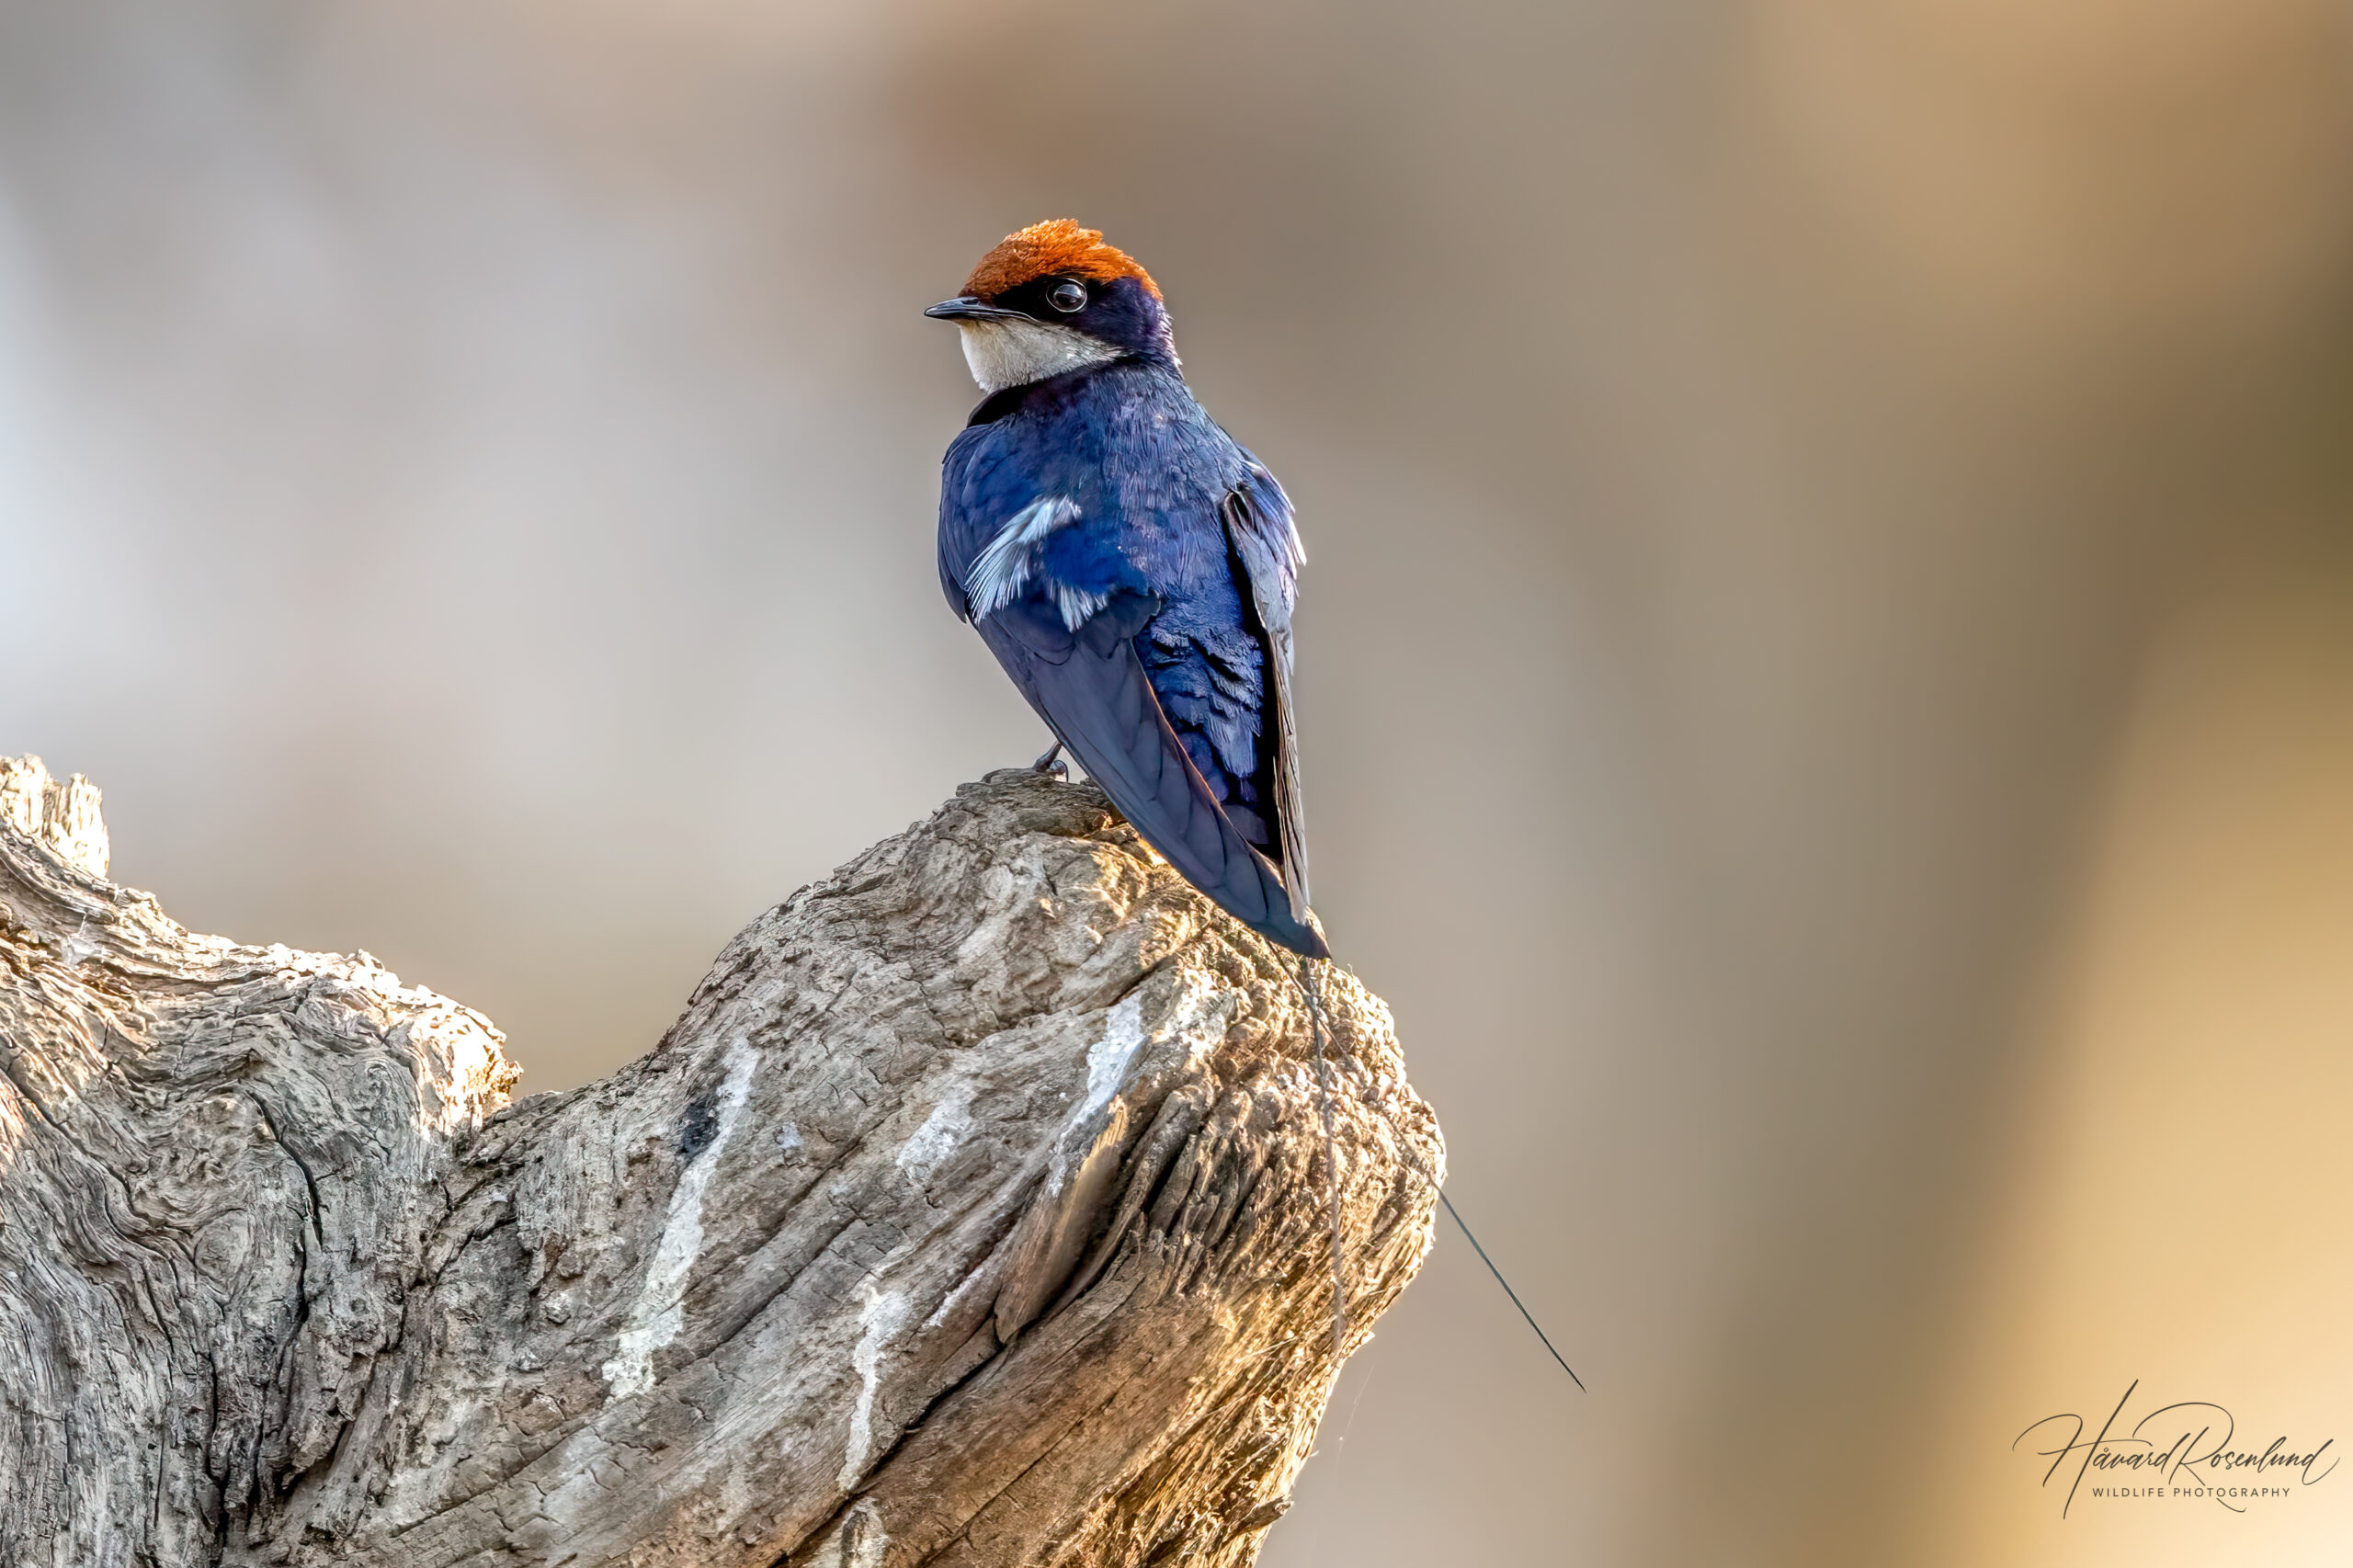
926, 220, 1176, 396
959, 220, 1160, 301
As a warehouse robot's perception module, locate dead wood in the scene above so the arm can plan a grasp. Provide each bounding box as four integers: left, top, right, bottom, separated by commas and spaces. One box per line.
0, 756, 1438, 1568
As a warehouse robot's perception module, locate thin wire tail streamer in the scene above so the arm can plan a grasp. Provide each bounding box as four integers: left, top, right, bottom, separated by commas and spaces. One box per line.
1438, 1188, 1586, 1391
1291, 954, 1585, 1392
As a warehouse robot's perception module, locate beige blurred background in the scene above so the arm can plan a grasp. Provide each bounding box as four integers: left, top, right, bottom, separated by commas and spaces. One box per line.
3, 1, 2349, 1562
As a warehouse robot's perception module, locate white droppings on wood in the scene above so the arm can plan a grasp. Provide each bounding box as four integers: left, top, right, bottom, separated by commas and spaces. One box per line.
804, 1499, 890, 1568
1079, 994, 1148, 1127
599, 1037, 759, 1401
840, 1283, 911, 1490
894, 1091, 972, 1182
847, 1507, 891, 1568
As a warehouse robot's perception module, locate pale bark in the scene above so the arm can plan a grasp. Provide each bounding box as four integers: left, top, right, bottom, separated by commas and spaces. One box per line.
0, 756, 1438, 1568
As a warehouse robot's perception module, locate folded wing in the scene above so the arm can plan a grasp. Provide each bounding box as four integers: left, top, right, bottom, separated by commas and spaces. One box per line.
944, 468, 1325, 957
977, 591, 1325, 958
1222, 458, 1313, 924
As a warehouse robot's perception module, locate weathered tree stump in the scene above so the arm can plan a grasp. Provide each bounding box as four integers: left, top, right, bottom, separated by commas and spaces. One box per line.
0, 756, 1438, 1568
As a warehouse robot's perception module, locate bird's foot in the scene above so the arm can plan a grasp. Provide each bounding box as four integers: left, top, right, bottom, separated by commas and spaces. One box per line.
1031, 743, 1068, 780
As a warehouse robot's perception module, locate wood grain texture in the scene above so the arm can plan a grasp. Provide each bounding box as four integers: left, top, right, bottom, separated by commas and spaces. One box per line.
0, 756, 1438, 1568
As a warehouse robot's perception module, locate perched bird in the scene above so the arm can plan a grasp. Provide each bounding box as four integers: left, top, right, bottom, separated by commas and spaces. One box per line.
928, 220, 1326, 958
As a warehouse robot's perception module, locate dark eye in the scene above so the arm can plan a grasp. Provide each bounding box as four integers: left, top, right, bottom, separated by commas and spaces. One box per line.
1047, 278, 1087, 312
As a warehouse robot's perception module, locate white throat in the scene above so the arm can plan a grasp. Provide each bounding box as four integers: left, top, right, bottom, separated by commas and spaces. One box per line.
957, 317, 1121, 394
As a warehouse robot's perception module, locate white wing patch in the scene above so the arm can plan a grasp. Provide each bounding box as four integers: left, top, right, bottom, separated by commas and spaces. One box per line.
967, 495, 1100, 627
1051, 581, 1109, 630
599, 1039, 759, 1401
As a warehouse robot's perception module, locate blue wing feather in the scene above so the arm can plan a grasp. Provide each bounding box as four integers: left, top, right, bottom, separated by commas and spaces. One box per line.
1222, 455, 1312, 916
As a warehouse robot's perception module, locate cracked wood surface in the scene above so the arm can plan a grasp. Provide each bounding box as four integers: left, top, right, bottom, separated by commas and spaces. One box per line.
0, 756, 1439, 1568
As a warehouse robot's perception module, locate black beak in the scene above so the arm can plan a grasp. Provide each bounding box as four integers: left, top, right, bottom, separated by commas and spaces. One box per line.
925, 296, 1021, 322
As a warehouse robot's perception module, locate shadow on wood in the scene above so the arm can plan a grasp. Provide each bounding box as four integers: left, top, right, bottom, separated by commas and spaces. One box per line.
0, 756, 1438, 1568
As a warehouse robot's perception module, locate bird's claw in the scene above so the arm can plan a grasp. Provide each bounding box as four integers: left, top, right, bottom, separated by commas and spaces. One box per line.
1031, 743, 1068, 781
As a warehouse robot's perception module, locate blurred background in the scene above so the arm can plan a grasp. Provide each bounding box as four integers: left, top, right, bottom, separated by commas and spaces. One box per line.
2, 1, 2349, 1562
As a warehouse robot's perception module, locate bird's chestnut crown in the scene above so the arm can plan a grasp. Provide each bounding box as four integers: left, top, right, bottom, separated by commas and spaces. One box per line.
926, 220, 1178, 393
960, 218, 1159, 300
